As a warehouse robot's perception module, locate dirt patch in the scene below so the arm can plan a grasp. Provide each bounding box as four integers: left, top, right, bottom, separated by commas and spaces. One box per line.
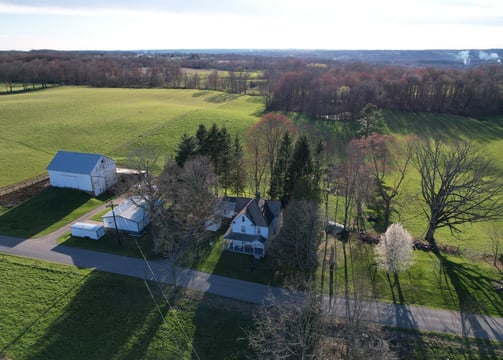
0, 179, 50, 208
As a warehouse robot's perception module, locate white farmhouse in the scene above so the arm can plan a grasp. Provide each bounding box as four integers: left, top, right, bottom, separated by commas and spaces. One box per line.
223, 194, 281, 259
46, 150, 117, 196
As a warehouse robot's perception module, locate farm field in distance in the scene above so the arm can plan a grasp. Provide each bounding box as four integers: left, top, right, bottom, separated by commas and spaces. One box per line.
0, 86, 263, 187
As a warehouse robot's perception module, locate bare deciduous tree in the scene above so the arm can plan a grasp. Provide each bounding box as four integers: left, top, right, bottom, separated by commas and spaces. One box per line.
366, 134, 413, 230
122, 144, 164, 251
274, 199, 323, 279
246, 280, 323, 360
156, 156, 218, 287
412, 139, 503, 251
247, 113, 296, 195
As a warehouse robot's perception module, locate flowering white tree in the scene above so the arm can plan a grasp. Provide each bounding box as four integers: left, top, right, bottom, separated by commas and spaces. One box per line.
375, 223, 414, 274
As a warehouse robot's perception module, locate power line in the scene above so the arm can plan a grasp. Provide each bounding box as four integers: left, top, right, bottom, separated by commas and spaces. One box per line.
133, 238, 202, 360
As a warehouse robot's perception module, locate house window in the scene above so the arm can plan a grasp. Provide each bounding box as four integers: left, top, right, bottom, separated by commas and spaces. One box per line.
241, 216, 245, 222
241, 225, 246, 233
257, 227, 261, 235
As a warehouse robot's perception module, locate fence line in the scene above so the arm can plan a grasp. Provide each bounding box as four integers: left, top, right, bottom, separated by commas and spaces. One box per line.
0, 174, 49, 197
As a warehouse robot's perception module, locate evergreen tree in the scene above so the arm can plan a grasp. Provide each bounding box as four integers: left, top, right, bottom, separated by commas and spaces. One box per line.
205, 123, 220, 171
283, 135, 314, 204
357, 103, 384, 139
269, 131, 292, 200
174, 133, 198, 167
217, 126, 232, 193
195, 123, 208, 154
230, 134, 247, 196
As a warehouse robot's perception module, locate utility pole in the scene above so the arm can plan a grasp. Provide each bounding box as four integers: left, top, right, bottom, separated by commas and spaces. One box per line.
106, 202, 121, 246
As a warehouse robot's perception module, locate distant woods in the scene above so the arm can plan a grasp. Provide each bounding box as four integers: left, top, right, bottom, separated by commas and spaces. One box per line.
1, 51, 502, 117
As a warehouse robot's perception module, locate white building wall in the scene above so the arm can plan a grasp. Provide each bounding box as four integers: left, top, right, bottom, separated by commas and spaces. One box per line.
231, 214, 269, 238
90, 156, 117, 196
103, 216, 141, 233
48, 171, 93, 193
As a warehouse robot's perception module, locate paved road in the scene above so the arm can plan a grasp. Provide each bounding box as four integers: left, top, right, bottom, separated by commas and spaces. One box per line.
1, 208, 503, 341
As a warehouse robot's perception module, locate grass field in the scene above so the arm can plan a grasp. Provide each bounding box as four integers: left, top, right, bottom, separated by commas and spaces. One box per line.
0, 254, 252, 360
0, 188, 113, 238
0, 86, 264, 187
2, 254, 502, 360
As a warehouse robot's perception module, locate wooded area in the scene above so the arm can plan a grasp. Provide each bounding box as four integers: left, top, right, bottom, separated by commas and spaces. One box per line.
1, 50, 502, 117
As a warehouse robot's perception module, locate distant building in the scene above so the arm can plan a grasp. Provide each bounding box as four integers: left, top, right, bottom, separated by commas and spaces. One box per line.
46, 150, 117, 196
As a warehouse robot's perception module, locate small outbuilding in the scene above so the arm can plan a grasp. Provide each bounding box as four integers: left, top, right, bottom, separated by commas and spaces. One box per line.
102, 197, 151, 235
46, 150, 117, 196
70, 222, 105, 240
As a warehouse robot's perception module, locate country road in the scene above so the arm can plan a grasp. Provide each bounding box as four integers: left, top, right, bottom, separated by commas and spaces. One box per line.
1, 207, 503, 341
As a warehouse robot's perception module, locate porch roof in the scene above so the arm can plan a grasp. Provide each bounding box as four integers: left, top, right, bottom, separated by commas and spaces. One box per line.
223, 232, 266, 244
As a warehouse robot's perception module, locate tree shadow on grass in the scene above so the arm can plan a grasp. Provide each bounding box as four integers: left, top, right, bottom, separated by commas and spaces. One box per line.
438, 254, 503, 359
0, 188, 112, 239
190, 291, 254, 360
205, 93, 239, 104
385, 111, 503, 143
20, 270, 180, 360
209, 250, 279, 286
385, 272, 421, 332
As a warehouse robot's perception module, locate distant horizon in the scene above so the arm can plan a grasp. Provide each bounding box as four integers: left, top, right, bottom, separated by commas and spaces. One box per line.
3, 47, 503, 53
1, 1, 502, 51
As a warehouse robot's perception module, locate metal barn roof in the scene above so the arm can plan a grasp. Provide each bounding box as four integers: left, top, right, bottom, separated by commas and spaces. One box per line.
46, 150, 108, 174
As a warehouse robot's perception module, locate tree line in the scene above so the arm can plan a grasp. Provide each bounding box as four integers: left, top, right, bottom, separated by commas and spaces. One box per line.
2, 50, 501, 118
0, 51, 257, 94
266, 62, 503, 118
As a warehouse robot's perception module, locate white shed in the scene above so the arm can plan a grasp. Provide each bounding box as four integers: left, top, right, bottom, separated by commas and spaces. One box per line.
71, 222, 105, 240
46, 150, 117, 196
102, 198, 150, 235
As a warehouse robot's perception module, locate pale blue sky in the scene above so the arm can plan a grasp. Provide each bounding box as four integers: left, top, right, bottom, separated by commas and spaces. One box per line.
0, 0, 502, 51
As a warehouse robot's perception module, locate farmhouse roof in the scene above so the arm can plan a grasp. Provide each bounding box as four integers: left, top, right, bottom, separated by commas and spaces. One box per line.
234, 196, 281, 227
46, 150, 110, 174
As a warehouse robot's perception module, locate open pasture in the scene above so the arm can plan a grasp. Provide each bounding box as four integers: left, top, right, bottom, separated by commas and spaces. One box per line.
0, 86, 263, 187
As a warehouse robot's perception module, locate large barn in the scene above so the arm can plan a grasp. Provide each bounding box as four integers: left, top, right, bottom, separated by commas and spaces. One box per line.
46, 150, 117, 196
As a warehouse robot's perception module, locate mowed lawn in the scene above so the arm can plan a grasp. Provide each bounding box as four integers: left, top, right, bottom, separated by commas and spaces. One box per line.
0, 255, 252, 360
0, 86, 263, 187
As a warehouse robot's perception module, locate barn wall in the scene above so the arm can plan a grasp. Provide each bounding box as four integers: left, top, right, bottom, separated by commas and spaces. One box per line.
91, 156, 117, 194
48, 171, 92, 193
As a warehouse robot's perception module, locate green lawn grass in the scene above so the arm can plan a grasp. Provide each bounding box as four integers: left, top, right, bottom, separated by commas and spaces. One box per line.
0, 254, 252, 360
194, 235, 280, 286
0, 86, 264, 187
317, 235, 503, 316
58, 231, 155, 259
0, 188, 113, 238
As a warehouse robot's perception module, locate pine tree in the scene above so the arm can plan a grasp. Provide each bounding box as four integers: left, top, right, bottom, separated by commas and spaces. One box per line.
195, 123, 208, 154
269, 131, 292, 200
218, 126, 232, 193
175, 133, 198, 167
230, 134, 247, 196
283, 135, 314, 204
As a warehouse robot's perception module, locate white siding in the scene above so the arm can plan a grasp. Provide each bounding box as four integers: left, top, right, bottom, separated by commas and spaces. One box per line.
103, 216, 141, 234
48, 171, 93, 193
231, 214, 269, 238
90, 156, 117, 196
